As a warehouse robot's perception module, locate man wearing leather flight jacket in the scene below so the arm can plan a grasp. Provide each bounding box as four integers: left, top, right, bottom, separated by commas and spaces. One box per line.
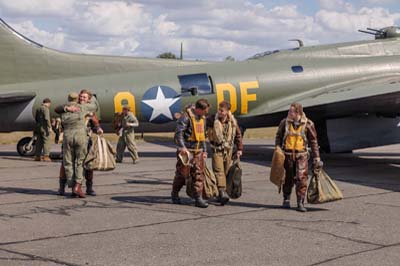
275, 102, 322, 212
171, 99, 210, 208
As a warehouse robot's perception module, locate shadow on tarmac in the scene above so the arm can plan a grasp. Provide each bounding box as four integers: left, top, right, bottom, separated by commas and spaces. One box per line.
111, 196, 328, 212
0, 186, 57, 196
1, 142, 399, 193
244, 143, 400, 192
126, 178, 172, 185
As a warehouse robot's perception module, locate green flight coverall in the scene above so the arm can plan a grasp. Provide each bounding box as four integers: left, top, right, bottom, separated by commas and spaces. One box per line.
61, 102, 97, 185
34, 104, 52, 157
116, 112, 139, 163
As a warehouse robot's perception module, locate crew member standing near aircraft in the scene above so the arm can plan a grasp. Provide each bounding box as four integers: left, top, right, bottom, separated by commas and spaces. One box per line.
275, 102, 321, 212
171, 99, 210, 208
58, 92, 96, 198
207, 101, 243, 205
55, 90, 102, 196
34, 98, 52, 162
116, 105, 139, 164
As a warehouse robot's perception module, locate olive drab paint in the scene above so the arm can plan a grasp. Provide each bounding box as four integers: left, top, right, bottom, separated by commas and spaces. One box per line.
113, 80, 259, 120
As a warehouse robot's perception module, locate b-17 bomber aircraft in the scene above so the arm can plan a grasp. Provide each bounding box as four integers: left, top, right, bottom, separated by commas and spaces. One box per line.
1, 18, 400, 155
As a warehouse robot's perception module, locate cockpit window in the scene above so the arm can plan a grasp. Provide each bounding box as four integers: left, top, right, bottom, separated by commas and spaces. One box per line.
178, 73, 213, 96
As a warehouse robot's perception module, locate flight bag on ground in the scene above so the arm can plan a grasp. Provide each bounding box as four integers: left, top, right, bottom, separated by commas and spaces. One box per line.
307, 168, 343, 204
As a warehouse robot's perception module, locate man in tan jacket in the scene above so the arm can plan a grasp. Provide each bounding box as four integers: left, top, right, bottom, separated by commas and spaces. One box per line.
207, 101, 243, 205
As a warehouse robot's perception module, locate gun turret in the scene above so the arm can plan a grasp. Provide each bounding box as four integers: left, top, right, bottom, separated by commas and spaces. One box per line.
359, 26, 400, 39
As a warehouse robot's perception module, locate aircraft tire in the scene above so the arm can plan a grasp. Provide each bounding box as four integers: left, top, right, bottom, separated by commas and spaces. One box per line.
17, 137, 36, 157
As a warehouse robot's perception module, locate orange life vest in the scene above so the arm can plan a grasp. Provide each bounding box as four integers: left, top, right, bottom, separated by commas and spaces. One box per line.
187, 109, 206, 142
284, 121, 307, 151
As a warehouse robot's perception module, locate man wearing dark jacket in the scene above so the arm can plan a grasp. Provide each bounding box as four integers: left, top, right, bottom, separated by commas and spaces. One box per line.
171, 99, 210, 208
275, 102, 321, 212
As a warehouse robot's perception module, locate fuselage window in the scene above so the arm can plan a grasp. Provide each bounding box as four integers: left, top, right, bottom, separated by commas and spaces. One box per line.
291, 65, 304, 73
178, 73, 213, 96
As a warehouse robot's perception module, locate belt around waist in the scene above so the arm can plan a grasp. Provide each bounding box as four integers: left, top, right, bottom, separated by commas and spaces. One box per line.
284, 149, 307, 154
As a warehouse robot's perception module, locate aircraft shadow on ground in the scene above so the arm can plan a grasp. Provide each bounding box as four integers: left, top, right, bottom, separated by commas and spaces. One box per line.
240, 144, 275, 166
243, 144, 400, 192
322, 153, 400, 192
111, 195, 327, 212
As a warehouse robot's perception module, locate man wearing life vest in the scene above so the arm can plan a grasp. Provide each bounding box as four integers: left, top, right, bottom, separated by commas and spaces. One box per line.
171, 99, 210, 208
207, 101, 243, 205
275, 102, 321, 212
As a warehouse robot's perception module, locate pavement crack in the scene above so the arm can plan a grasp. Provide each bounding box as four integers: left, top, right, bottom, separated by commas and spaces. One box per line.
0, 208, 264, 247
0, 247, 82, 266
307, 242, 400, 266
341, 191, 395, 200
365, 202, 400, 209
276, 222, 384, 247
0, 195, 210, 221
218, 217, 360, 225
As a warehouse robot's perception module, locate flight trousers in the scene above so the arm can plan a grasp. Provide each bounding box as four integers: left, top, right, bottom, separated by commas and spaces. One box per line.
35, 130, 51, 157
282, 152, 309, 201
116, 131, 139, 163
211, 149, 232, 189
62, 130, 87, 185
172, 150, 205, 198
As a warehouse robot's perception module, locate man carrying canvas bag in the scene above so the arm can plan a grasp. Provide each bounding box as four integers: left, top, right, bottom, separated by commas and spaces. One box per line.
275, 102, 321, 212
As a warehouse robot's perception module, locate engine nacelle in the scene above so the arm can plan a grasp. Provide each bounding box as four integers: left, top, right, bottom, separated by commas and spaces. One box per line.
322, 115, 400, 153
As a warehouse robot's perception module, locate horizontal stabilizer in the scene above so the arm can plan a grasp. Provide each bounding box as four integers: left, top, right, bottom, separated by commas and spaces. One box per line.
0, 91, 36, 104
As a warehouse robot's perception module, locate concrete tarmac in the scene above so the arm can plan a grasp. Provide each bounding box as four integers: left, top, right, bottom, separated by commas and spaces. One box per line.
0, 139, 399, 266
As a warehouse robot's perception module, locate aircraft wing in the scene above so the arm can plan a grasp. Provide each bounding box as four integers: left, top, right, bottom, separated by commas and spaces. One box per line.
264, 74, 400, 116
0, 91, 36, 104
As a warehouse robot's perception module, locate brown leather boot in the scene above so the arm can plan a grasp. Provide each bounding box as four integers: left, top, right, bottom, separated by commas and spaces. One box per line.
42, 156, 52, 162
34, 156, 41, 161
73, 183, 86, 198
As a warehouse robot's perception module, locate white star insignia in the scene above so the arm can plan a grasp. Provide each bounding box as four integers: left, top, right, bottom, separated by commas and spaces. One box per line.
142, 86, 179, 122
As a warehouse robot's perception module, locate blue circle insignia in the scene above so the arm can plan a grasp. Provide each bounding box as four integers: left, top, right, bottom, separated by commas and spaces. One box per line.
140, 85, 181, 124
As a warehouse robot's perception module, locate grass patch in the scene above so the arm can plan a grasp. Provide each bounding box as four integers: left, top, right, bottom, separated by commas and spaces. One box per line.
0, 127, 276, 145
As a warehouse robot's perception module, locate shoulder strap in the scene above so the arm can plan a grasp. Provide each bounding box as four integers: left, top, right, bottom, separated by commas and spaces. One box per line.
282, 119, 289, 144
300, 118, 308, 144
